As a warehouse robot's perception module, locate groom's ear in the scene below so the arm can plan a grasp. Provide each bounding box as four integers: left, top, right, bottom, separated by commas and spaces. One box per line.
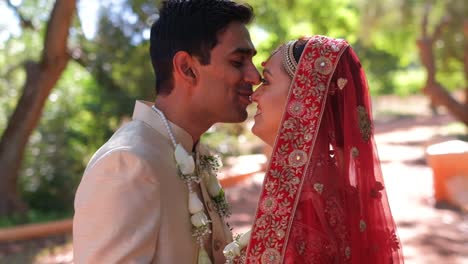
173, 51, 197, 86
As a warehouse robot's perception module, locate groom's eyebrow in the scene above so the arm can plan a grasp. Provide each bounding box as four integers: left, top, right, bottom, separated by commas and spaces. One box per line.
231, 47, 257, 56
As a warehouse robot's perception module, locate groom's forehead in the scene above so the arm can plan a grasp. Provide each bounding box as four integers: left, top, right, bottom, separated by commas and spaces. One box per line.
214, 23, 256, 55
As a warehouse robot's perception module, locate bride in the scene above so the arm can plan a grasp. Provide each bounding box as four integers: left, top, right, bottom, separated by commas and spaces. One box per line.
224, 35, 404, 264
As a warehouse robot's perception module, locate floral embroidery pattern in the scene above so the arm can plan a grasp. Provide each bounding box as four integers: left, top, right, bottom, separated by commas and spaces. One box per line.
351, 147, 360, 158
313, 183, 324, 194
344, 246, 351, 259
285, 223, 336, 263
288, 101, 306, 117
261, 248, 281, 264
360, 220, 367, 232
324, 195, 351, 262
370, 181, 385, 199
260, 197, 278, 214
357, 106, 372, 141
314, 57, 333, 75
337, 78, 348, 90
387, 229, 401, 251
288, 150, 308, 168
246, 36, 349, 263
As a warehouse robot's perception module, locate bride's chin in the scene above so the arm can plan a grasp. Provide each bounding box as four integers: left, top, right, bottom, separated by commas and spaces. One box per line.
251, 123, 259, 136
251, 123, 262, 138
251, 124, 269, 144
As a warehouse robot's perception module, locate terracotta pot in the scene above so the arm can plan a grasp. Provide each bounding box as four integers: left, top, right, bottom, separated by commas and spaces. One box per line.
426, 140, 468, 205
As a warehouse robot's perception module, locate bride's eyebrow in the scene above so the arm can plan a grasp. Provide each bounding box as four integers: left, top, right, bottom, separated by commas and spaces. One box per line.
263, 68, 273, 77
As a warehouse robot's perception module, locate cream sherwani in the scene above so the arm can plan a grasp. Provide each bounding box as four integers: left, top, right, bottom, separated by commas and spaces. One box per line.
73, 100, 232, 263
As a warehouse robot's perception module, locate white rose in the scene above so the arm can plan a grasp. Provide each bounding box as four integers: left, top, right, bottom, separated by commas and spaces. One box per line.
223, 241, 241, 258
188, 192, 204, 214
174, 144, 195, 175
206, 175, 222, 197
190, 211, 209, 227
198, 248, 213, 264
238, 229, 251, 247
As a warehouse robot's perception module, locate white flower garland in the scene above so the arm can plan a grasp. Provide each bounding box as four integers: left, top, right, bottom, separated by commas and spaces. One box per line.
152, 105, 231, 264
223, 230, 251, 264
198, 154, 231, 219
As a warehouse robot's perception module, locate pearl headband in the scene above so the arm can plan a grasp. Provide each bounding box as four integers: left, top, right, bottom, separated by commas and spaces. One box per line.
282, 40, 298, 78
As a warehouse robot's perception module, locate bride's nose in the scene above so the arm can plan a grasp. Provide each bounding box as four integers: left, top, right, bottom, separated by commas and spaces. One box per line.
251, 87, 263, 102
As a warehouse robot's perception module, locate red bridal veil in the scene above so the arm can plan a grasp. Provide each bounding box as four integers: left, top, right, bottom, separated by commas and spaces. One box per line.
244, 36, 404, 264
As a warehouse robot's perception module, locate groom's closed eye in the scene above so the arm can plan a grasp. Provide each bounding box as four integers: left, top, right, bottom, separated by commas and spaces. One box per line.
231, 60, 244, 68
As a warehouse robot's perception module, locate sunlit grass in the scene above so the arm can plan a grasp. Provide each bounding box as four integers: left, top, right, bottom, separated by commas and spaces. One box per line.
0, 238, 72, 264
439, 121, 468, 139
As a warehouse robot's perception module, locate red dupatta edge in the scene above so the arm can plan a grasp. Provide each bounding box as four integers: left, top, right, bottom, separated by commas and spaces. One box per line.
244, 36, 349, 264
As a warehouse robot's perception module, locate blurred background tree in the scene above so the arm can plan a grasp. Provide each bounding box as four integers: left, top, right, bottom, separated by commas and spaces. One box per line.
0, 0, 77, 217
0, 0, 466, 221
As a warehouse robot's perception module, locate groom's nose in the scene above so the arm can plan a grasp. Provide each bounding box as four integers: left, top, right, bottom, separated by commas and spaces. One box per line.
244, 63, 261, 85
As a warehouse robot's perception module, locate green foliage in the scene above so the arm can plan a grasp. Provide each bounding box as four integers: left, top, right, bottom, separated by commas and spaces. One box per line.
202, 124, 246, 159
353, 42, 401, 94
19, 62, 100, 213
355, 0, 466, 94
0, 209, 71, 228
0, 30, 43, 135
0, 0, 466, 222
247, 0, 359, 63
393, 68, 426, 96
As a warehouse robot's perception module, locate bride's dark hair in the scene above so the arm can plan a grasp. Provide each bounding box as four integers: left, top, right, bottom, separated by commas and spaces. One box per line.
291, 37, 309, 63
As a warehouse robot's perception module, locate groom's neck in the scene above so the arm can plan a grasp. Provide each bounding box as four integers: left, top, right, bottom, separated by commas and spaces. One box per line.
154, 96, 212, 144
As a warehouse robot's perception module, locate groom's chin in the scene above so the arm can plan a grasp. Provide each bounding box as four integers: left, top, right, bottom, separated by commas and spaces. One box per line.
221, 111, 248, 124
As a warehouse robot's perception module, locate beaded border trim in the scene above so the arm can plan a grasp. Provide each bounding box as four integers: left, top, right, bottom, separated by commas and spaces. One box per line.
282, 40, 298, 78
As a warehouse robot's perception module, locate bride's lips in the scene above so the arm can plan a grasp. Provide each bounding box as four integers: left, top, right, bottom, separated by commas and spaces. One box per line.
254, 106, 262, 117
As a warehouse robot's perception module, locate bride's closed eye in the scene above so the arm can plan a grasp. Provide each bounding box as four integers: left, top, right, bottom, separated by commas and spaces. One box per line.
261, 77, 269, 85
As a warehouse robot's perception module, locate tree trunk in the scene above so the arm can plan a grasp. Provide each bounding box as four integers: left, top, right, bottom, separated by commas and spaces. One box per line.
417, 4, 468, 126
464, 20, 468, 105
0, 0, 76, 217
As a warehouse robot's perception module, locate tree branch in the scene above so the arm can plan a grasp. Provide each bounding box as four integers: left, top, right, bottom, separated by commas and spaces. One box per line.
41, 0, 76, 67
6, 0, 35, 30
0, 0, 77, 216
432, 15, 451, 41
464, 20, 468, 84
424, 82, 468, 124
418, 2, 468, 121
421, 3, 431, 38
68, 47, 90, 68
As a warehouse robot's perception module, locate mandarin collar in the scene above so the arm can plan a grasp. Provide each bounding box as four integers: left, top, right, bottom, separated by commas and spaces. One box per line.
132, 100, 195, 152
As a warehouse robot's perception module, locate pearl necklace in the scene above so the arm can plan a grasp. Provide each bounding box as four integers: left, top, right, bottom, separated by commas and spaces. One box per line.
151, 105, 177, 148
151, 105, 213, 264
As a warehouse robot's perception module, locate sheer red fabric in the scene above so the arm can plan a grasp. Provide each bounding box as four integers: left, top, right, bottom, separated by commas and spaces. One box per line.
243, 36, 404, 263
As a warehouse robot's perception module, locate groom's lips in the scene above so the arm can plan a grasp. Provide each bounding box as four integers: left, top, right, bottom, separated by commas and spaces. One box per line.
238, 88, 253, 105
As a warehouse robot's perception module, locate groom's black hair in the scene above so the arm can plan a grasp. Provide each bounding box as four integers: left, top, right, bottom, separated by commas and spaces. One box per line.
150, 0, 254, 96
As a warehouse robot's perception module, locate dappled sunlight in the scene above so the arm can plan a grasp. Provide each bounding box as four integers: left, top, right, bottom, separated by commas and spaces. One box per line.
225, 107, 468, 263
0, 0, 467, 262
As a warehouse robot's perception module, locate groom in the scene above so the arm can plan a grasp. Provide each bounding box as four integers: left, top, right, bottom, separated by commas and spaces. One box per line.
72, 0, 260, 263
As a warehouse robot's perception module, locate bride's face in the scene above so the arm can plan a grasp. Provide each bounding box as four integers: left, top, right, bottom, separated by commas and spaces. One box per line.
251, 50, 292, 146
